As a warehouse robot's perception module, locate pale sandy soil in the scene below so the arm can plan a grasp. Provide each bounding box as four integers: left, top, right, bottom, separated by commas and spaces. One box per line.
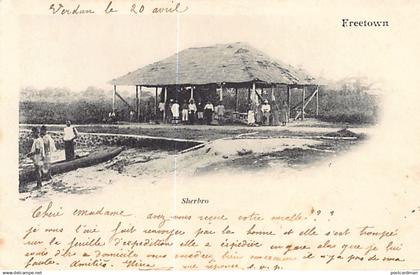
19, 120, 370, 200
19, 134, 358, 201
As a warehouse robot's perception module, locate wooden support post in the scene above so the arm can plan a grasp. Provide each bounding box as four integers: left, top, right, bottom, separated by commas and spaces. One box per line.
219, 84, 223, 101
113, 85, 116, 113
270, 86, 274, 101
315, 86, 319, 117
155, 87, 158, 116
302, 86, 306, 120
163, 87, 167, 122
135, 85, 140, 122
287, 85, 291, 122
235, 87, 238, 112
252, 81, 256, 104
139, 86, 142, 122
190, 87, 194, 100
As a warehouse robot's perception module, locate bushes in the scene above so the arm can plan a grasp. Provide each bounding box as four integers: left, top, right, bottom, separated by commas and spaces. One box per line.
19, 101, 112, 124
19, 87, 157, 124
315, 89, 379, 124
19, 99, 156, 124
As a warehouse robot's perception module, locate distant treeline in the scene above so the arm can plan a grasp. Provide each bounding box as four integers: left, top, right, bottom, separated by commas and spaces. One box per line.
20, 79, 380, 125
316, 89, 379, 124
316, 77, 379, 124
19, 86, 154, 124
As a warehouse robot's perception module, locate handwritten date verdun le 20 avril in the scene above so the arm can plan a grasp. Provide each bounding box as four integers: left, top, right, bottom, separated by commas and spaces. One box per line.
49, 1, 189, 15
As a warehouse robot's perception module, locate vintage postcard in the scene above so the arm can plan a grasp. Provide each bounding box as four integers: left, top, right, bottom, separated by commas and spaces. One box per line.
1, 0, 420, 271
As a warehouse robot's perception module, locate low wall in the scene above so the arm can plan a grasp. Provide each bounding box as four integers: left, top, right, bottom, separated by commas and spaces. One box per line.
19, 130, 202, 152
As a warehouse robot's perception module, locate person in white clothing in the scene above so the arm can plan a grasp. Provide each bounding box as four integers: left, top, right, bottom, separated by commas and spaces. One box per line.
158, 101, 165, 122
204, 101, 214, 125
63, 120, 78, 160
247, 104, 256, 126
188, 99, 197, 125
261, 100, 271, 126
171, 100, 180, 125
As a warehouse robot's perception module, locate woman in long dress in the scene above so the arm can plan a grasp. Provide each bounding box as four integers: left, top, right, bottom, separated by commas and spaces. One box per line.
280, 101, 289, 126
247, 104, 255, 126
272, 104, 280, 126
254, 103, 263, 125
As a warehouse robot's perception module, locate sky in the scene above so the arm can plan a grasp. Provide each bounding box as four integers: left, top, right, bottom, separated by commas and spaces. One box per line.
16, 1, 411, 93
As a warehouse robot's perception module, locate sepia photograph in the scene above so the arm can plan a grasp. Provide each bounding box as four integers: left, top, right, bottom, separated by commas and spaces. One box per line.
1, 0, 420, 271
18, 27, 380, 198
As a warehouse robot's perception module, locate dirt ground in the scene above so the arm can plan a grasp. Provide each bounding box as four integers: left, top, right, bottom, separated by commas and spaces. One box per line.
20, 119, 372, 141
19, 120, 368, 201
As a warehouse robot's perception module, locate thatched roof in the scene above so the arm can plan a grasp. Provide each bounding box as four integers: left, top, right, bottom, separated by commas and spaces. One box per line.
111, 42, 317, 87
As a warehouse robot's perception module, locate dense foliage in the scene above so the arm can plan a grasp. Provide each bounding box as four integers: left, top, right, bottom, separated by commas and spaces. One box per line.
20, 79, 380, 125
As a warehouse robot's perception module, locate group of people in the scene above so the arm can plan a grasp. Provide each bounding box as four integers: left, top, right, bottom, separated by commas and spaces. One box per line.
247, 100, 289, 126
159, 99, 226, 125
157, 98, 289, 126
27, 120, 78, 188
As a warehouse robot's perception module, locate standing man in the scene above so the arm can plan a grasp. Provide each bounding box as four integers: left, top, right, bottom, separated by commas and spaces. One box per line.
261, 100, 271, 126
171, 99, 180, 125
167, 99, 174, 124
40, 125, 56, 180
196, 100, 204, 124
204, 101, 214, 125
63, 120, 78, 161
188, 99, 197, 125
181, 100, 189, 124
27, 127, 45, 188
158, 101, 165, 122
129, 110, 135, 122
